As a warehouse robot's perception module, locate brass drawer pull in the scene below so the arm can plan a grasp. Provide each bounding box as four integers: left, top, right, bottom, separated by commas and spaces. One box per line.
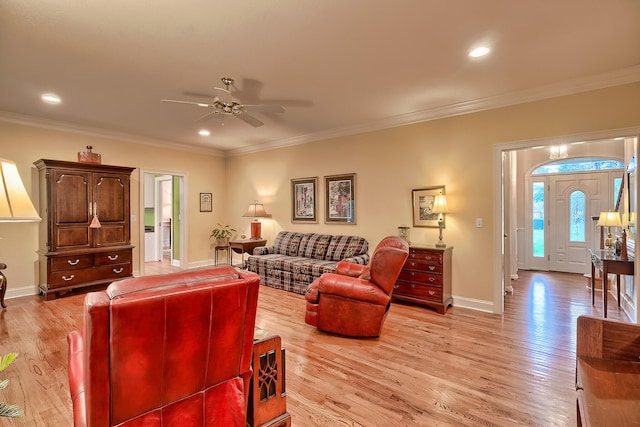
428, 290, 436, 296
113, 268, 124, 274
424, 255, 433, 260
108, 255, 119, 261
393, 284, 399, 289
428, 277, 435, 282
62, 275, 75, 281
67, 259, 80, 266
429, 266, 436, 271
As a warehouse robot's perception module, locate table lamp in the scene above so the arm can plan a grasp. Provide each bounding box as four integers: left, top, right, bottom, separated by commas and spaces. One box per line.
432, 193, 448, 248
242, 200, 269, 240
0, 159, 41, 308
597, 211, 622, 254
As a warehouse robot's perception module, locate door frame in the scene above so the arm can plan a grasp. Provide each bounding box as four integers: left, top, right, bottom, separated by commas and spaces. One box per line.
139, 169, 188, 276
492, 127, 640, 318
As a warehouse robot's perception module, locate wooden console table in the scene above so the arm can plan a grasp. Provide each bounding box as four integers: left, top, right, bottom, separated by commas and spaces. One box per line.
248, 334, 291, 427
589, 249, 634, 318
230, 239, 266, 268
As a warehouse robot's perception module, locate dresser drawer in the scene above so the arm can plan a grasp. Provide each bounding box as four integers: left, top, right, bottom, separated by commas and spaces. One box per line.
93, 263, 132, 280
49, 268, 96, 288
398, 270, 442, 286
50, 254, 93, 272
407, 249, 442, 265
403, 259, 443, 274
95, 249, 131, 266
394, 281, 442, 302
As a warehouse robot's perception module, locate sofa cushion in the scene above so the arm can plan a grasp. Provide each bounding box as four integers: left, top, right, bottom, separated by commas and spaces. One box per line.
325, 235, 368, 261
271, 232, 304, 256
298, 233, 333, 260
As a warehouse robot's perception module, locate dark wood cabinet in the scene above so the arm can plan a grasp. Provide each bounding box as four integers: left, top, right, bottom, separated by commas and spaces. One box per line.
35, 159, 134, 300
392, 245, 452, 314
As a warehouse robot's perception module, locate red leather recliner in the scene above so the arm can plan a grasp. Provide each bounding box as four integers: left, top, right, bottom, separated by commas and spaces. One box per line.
67, 266, 260, 427
304, 236, 409, 337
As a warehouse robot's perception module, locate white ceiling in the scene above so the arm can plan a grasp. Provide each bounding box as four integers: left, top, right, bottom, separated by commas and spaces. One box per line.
1, 1, 639, 156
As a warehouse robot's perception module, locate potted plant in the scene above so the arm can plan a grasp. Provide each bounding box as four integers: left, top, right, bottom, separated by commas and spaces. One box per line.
0, 352, 23, 417
210, 223, 236, 246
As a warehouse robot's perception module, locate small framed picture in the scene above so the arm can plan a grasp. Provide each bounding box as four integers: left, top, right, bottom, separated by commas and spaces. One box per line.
291, 177, 318, 223
325, 173, 356, 224
200, 192, 212, 212
412, 186, 445, 228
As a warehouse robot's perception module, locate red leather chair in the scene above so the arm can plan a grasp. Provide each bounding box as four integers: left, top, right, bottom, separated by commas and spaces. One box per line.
67, 266, 260, 427
304, 236, 409, 337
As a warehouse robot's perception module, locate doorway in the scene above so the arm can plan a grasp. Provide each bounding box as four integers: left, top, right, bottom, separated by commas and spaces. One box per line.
493, 128, 639, 320
140, 170, 187, 276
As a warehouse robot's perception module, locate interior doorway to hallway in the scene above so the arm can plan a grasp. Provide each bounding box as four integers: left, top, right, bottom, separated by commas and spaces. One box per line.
140, 170, 187, 276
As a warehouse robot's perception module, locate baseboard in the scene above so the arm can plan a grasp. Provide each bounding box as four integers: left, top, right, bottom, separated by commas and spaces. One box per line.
6, 284, 39, 300
452, 295, 495, 313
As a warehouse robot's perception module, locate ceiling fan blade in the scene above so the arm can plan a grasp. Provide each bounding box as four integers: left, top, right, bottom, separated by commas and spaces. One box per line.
161, 99, 211, 108
243, 104, 285, 114
213, 87, 232, 103
235, 112, 264, 127
196, 110, 221, 122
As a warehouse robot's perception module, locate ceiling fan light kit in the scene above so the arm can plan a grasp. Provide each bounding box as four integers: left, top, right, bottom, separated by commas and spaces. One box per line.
162, 76, 284, 128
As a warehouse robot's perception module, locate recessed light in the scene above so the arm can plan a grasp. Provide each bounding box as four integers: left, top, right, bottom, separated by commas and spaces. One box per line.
469, 46, 490, 58
41, 93, 62, 104
199, 129, 210, 136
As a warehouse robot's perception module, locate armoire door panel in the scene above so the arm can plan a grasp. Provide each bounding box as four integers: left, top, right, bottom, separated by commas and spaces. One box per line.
56, 227, 92, 250
94, 225, 128, 247
52, 170, 92, 225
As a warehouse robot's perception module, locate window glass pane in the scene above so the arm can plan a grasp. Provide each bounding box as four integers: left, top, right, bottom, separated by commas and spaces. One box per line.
533, 158, 624, 175
532, 182, 544, 257
614, 177, 622, 206
570, 191, 585, 242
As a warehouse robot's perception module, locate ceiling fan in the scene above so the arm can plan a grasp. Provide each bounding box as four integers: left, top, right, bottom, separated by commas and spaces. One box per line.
161, 76, 284, 127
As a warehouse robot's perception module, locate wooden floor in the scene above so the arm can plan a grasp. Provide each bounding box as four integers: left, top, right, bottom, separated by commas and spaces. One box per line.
0, 269, 630, 426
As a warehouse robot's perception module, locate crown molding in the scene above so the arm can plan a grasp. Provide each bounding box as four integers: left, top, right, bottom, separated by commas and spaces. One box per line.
2, 65, 639, 159
227, 65, 640, 157
0, 111, 225, 157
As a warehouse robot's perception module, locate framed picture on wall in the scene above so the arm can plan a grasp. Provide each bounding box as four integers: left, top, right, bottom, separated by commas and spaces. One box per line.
199, 192, 212, 212
412, 186, 445, 228
291, 177, 318, 223
325, 173, 356, 224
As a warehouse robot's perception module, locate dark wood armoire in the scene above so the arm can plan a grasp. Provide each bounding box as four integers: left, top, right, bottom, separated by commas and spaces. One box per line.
34, 159, 135, 300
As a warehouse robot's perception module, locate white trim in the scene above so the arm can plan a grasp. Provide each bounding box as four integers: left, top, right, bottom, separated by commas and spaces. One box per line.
3, 66, 638, 158
451, 296, 495, 313
0, 110, 225, 157
5, 284, 38, 299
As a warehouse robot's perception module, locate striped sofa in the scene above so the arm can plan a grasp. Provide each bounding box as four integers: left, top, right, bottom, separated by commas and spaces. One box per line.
245, 231, 370, 295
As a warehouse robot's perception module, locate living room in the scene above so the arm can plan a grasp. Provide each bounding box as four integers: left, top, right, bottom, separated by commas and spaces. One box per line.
1, 1, 640, 426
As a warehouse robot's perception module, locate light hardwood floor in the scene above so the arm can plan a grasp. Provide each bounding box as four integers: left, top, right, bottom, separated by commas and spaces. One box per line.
0, 269, 630, 426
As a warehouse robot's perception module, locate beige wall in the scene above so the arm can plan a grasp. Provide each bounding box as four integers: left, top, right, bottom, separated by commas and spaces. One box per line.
0, 121, 226, 295
2, 82, 640, 309
227, 82, 640, 309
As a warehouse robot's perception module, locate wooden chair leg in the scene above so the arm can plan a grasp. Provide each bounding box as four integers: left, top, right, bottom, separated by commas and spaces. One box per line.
0, 263, 7, 309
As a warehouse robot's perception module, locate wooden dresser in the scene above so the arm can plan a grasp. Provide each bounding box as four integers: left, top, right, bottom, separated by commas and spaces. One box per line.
392, 245, 453, 314
35, 159, 135, 300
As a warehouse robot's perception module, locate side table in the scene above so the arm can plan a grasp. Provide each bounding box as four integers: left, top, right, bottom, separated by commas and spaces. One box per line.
248, 334, 291, 427
230, 239, 267, 268
589, 249, 634, 318
214, 245, 231, 265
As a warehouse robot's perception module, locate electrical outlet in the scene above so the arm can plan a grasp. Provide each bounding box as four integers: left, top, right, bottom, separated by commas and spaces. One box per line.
476, 218, 483, 228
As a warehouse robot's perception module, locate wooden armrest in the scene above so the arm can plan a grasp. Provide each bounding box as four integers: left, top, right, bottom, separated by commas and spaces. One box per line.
577, 315, 640, 362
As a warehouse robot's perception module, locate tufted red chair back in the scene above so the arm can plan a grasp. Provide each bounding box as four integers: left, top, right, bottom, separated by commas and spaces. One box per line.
67, 266, 260, 427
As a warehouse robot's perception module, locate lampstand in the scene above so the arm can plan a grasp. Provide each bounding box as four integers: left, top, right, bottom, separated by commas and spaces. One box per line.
597, 211, 622, 255
0, 158, 42, 308
431, 193, 448, 248
242, 200, 270, 240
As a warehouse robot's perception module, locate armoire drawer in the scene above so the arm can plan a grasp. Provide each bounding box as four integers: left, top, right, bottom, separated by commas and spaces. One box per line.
50, 254, 93, 272
95, 249, 132, 266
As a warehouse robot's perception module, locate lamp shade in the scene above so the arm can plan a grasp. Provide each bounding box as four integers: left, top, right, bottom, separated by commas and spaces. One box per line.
431, 194, 448, 215
242, 201, 269, 218
0, 159, 40, 222
597, 211, 622, 227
